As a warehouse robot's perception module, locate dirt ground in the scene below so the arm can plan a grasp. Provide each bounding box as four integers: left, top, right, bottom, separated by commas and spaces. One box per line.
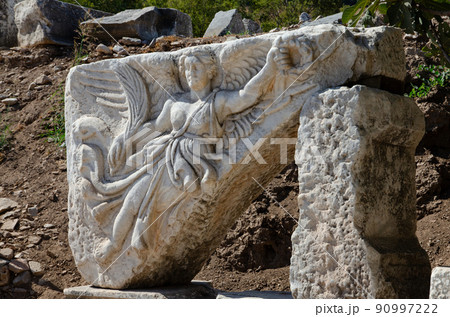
0, 30, 448, 298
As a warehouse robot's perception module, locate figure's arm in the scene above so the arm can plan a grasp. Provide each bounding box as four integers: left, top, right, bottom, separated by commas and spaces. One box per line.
215, 42, 291, 122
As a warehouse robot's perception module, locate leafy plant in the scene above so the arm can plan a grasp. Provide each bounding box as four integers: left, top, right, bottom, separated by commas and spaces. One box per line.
40, 83, 66, 146
409, 64, 450, 98
0, 124, 12, 152
342, 0, 450, 66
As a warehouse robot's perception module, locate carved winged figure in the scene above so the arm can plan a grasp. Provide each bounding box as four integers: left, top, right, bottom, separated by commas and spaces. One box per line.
70, 35, 316, 268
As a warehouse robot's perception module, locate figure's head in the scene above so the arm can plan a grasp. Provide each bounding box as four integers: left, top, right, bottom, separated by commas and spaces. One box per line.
181, 51, 218, 92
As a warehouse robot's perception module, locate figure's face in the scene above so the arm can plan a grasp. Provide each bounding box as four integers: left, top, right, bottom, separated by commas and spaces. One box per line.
185, 57, 210, 91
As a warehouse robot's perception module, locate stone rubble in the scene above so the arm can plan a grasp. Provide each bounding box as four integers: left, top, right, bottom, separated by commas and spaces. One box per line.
203, 9, 245, 37
95, 44, 113, 55
0, 198, 18, 213
81, 6, 193, 43
14, 0, 111, 47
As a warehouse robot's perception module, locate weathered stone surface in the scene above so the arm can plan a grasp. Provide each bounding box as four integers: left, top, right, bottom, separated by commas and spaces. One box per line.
64, 281, 216, 299
1, 98, 18, 106
0, 0, 24, 47
430, 267, 450, 299
299, 12, 311, 23
0, 248, 14, 260
14, 0, 110, 47
0, 198, 18, 213
12, 270, 31, 286
8, 258, 29, 274
81, 6, 192, 43
66, 25, 407, 289
217, 290, 292, 299
28, 261, 45, 277
242, 18, 261, 34
28, 235, 42, 245
96, 44, 112, 55
119, 37, 142, 46
204, 9, 245, 37
0, 260, 10, 287
301, 12, 342, 28
1, 219, 18, 231
291, 85, 429, 299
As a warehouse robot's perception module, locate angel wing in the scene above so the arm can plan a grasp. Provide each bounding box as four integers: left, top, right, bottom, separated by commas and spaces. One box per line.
218, 39, 272, 148
73, 56, 181, 140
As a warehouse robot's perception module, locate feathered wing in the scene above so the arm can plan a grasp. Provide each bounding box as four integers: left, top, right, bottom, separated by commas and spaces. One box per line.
218, 40, 272, 148
73, 56, 181, 139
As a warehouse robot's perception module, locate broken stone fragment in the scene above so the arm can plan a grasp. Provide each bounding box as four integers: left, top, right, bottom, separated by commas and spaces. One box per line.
14, 0, 111, 47
81, 6, 192, 43
119, 37, 142, 46
12, 270, 31, 286
0, 248, 14, 260
1, 218, 19, 231
0, 198, 18, 214
8, 258, 29, 274
0, 260, 10, 287
204, 9, 244, 37
95, 44, 112, 55
29, 261, 44, 277
430, 267, 450, 299
34, 75, 52, 85
1, 98, 18, 106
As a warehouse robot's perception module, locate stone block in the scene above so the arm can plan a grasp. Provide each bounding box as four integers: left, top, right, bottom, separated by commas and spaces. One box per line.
65, 25, 408, 289
64, 281, 216, 299
81, 6, 192, 43
290, 86, 430, 298
204, 9, 244, 37
14, 0, 110, 47
430, 267, 450, 299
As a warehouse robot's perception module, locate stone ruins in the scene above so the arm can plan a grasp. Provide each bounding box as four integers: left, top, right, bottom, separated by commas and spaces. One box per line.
65, 23, 430, 297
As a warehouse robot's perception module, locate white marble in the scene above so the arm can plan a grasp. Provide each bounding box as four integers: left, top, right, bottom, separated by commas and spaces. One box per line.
66, 25, 408, 289
430, 267, 450, 299
291, 86, 429, 299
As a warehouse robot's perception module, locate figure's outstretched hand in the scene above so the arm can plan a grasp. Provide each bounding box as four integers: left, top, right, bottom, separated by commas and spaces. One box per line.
108, 134, 125, 175
267, 37, 292, 75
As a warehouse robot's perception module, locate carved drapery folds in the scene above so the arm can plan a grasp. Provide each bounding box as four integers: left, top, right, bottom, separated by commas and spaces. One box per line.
65, 25, 418, 290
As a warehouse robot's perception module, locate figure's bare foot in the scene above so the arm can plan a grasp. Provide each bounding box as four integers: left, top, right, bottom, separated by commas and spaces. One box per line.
94, 239, 117, 264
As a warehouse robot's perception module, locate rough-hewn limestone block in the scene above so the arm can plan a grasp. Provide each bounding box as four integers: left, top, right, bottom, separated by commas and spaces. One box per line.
430, 267, 450, 299
81, 6, 192, 43
203, 9, 245, 37
64, 281, 216, 298
291, 86, 430, 299
0, 0, 23, 47
66, 25, 408, 289
243, 18, 261, 34
15, 0, 110, 47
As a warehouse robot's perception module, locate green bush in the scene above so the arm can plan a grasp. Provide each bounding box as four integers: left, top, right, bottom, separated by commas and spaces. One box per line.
342, 0, 450, 66
409, 64, 450, 98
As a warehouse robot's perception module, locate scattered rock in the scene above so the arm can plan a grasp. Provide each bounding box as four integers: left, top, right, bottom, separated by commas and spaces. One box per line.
1, 97, 18, 106
299, 12, 311, 23
28, 235, 42, 245
27, 205, 38, 217
119, 37, 142, 46
204, 9, 245, 37
0, 198, 18, 214
12, 271, 31, 286
28, 82, 36, 91
113, 44, 126, 55
1, 218, 19, 231
81, 6, 192, 42
95, 43, 112, 55
14, 0, 111, 47
8, 258, 29, 274
43, 223, 55, 229
34, 75, 52, 85
28, 261, 44, 277
0, 260, 10, 287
